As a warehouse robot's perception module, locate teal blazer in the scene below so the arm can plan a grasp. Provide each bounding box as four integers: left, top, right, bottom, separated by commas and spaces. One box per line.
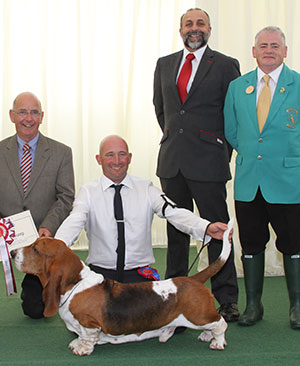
224, 64, 300, 203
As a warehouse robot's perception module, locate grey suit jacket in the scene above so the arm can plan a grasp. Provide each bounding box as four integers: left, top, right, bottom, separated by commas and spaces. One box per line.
0, 133, 75, 235
153, 46, 240, 182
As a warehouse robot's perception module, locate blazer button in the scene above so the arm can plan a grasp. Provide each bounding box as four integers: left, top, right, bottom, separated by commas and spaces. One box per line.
257, 155, 262, 160
179, 110, 185, 115
258, 138, 263, 143
179, 128, 184, 134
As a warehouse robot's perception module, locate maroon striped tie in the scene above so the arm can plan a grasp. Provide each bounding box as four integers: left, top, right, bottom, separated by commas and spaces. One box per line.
20, 144, 32, 193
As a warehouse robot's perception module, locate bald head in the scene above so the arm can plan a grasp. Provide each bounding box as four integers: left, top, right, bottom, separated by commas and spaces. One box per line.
99, 135, 129, 155
96, 135, 132, 183
12, 92, 42, 111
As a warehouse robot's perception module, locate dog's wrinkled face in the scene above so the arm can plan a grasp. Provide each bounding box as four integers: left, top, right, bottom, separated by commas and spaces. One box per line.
12, 242, 41, 275
12, 237, 83, 286
12, 238, 66, 279
11, 238, 84, 317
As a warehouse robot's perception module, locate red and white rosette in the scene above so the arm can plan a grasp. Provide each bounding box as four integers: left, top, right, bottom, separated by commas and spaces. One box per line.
0, 218, 17, 295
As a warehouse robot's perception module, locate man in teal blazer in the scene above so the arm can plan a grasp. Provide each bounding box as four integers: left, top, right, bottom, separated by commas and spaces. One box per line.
0, 92, 75, 318
225, 26, 300, 329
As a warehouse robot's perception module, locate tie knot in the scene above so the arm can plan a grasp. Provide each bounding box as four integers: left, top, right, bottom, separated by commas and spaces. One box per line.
186, 53, 195, 62
263, 75, 270, 85
23, 144, 30, 152
112, 184, 123, 193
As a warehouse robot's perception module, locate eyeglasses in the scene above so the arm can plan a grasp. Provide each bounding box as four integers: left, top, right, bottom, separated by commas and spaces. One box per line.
13, 109, 41, 117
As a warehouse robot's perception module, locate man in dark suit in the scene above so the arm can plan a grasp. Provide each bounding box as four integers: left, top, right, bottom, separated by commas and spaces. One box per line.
0, 91, 75, 318
153, 8, 240, 321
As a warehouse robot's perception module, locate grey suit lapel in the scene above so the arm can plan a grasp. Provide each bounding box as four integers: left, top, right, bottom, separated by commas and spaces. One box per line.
186, 46, 214, 101
4, 135, 24, 196
172, 50, 184, 82
26, 133, 50, 196
170, 50, 184, 103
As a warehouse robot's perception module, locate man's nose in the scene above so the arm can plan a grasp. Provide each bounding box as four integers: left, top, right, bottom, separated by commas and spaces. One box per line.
112, 157, 119, 165
25, 111, 33, 119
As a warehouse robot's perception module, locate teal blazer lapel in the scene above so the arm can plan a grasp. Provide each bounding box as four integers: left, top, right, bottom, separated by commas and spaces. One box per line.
244, 70, 259, 131
266, 64, 293, 129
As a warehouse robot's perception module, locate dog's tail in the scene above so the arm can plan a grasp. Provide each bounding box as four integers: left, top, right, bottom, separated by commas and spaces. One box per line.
192, 218, 234, 284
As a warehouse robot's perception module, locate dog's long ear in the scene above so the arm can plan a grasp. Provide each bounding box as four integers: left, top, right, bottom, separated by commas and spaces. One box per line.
42, 263, 62, 317
31, 238, 83, 317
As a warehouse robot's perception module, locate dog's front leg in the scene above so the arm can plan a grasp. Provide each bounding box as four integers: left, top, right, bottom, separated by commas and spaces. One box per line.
158, 326, 176, 342
68, 327, 100, 356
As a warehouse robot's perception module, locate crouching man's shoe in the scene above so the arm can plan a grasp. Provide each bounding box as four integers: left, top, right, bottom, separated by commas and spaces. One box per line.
218, 303, 240, 322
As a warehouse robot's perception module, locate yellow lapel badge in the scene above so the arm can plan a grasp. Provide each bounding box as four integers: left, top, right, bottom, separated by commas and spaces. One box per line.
246, 85, 254, 94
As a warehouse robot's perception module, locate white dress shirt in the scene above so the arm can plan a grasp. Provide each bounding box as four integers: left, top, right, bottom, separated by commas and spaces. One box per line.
55, 174, 211, 270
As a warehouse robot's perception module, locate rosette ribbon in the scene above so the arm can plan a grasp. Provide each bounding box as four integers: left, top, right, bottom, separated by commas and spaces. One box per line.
138, 266, 161, 281
0, 218, 17, 295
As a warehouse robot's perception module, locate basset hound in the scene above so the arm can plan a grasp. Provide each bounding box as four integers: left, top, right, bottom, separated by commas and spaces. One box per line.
11, 224, 232, 356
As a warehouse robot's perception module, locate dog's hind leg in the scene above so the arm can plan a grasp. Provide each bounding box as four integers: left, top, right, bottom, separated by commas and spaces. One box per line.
198, 317, 227, 350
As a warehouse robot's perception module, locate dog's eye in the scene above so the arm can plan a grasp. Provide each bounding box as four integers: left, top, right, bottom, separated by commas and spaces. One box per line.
32, 246, 39, 254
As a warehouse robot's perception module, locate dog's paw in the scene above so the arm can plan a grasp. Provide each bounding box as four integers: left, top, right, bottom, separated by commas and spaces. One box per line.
209, 337, 227, 351
198, 330, 214, 343
68, 338, 95, 356
159, 327, 176, 343
198, 331, 227, 350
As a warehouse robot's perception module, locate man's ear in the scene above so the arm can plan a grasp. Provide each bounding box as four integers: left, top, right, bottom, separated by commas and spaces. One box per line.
96, 154, 102, 166
128, 153, 132, 165
40, 111, 44, 124
9, 109, 15, 123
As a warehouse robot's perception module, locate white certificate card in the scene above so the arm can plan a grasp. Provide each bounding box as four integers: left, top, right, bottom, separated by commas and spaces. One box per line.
5, 210, 39, 251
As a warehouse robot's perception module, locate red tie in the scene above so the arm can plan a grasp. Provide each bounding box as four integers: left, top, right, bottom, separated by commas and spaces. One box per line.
20, 144, 32, 193
177, 53, 195, 103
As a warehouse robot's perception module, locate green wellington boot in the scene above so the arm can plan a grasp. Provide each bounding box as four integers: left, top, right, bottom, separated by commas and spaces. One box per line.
283, 254, 300, 329
238, 251, 265, 326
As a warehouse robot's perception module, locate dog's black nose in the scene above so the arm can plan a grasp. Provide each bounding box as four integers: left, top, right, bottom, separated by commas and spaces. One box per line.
10, 250, 16, 258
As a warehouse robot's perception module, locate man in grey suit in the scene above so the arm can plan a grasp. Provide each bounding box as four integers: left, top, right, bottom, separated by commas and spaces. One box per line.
153, 8, 240, 321
0, 91, 75, 318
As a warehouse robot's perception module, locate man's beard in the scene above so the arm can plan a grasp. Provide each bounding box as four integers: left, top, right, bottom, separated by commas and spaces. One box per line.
182, 31, 209, 50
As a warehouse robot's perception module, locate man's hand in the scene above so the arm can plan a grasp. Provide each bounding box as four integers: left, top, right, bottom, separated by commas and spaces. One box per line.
206, 222, 233, 241
39, 228, 52, 237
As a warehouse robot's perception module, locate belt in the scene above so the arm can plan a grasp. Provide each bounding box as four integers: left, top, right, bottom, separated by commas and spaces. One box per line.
89, 264, 139, 272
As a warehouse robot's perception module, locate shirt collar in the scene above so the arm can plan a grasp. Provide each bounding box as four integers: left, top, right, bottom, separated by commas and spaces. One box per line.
101, 174, 133, 191
17, 132, 39, 149
257, 63, 284, 84
183, 44, 207, 62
